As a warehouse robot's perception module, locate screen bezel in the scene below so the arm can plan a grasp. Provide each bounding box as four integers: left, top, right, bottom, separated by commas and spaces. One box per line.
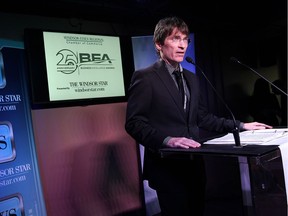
24, 28, 134, 109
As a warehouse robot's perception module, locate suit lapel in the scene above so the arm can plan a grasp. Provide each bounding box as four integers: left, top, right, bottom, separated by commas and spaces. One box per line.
154, 61, 186, 116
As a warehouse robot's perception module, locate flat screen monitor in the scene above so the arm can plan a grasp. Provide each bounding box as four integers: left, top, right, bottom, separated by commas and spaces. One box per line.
24, 29, 134, 108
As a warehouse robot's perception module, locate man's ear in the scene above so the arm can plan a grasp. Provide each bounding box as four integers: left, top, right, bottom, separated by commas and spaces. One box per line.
155, 42, 161, 51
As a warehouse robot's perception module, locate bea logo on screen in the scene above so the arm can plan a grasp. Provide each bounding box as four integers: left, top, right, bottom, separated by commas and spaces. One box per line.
56, 49, 113, 74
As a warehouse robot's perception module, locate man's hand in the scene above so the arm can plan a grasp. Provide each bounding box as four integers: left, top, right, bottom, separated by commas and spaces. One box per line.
243, 122, 273, 130
166, 137, 201, 149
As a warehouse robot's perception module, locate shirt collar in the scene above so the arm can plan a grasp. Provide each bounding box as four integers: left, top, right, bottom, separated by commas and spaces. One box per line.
162, 60, 183, 76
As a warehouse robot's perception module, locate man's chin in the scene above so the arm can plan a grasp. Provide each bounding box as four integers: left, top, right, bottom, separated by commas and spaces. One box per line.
176, 57, 184, 62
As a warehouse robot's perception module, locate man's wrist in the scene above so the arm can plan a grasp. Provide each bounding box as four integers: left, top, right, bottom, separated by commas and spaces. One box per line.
239, 122, 244, 130
163, 136, 172, 146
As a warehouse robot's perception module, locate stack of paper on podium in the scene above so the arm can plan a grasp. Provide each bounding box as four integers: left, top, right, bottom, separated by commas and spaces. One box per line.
204, 128, 288, 145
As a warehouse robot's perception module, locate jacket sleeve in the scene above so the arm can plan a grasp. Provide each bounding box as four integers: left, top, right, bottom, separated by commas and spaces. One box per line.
125, 69, 167, 151
196, 92, 241, 133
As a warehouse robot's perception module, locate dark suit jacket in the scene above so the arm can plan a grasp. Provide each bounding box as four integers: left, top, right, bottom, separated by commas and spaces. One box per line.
125, 60, 239, 190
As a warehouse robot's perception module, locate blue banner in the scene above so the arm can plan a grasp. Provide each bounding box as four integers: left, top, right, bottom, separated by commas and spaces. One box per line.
0, 46, 46, 216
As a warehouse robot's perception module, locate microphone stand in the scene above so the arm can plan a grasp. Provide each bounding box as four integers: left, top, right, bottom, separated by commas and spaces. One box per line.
230, 57, 288, 97
186, 57, 242, 148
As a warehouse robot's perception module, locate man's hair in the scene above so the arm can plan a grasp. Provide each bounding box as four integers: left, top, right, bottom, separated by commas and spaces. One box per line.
153, 16, 190, 56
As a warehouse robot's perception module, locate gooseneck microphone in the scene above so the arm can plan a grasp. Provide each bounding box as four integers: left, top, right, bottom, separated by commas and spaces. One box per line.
186, 57, 242, 148
230, 57, 288, 97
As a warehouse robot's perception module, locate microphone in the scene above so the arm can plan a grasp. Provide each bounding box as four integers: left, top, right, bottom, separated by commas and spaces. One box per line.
230, 57, 288, 97
185, 56, 242, 148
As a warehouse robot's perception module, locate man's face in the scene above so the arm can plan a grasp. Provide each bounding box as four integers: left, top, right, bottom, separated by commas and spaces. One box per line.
156, 28, 190, 67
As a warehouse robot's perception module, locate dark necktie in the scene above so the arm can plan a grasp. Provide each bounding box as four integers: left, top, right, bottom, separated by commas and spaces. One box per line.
173, 70, 185, 108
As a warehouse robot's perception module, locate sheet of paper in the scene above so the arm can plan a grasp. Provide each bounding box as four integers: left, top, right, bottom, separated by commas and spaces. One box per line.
204, 128, 288, 145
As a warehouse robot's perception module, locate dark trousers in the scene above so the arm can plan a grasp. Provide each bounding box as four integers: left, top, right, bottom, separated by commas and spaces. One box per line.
148, 155, 207, 216
156, 185, 206, 216
155, 159, 206, 216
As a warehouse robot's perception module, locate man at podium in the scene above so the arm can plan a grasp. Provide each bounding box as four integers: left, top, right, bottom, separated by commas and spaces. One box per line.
125, 16, 272, 216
